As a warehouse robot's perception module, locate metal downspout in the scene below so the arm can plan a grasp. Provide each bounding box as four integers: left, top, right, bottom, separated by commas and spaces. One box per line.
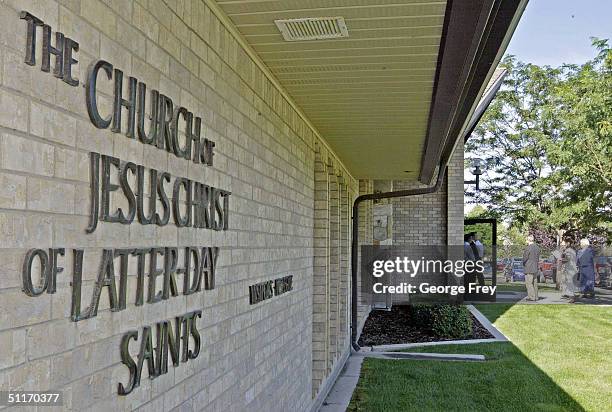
350, 162, 448, 351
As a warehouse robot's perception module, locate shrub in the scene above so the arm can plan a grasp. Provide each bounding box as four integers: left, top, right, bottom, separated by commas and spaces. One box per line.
408, 304, 473, 339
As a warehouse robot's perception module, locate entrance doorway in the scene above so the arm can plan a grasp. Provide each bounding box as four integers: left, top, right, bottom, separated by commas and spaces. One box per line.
464, 218, 497, 301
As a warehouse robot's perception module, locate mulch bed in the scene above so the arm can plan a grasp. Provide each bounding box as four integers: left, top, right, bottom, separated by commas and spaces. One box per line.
358, 305, 494, 347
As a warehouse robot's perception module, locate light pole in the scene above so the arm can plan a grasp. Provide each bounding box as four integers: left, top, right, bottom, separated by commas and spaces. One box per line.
464, 158, 483, 190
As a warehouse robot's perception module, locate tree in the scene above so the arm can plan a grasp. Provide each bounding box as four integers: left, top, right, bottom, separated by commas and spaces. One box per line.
543, 39, 612, 237
466, 39, 612, 242
464, 205, 494, 247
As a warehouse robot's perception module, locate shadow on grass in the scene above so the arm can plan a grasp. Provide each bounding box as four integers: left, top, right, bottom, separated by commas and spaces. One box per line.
348, 341, 585, 412
473, 302, 515, 323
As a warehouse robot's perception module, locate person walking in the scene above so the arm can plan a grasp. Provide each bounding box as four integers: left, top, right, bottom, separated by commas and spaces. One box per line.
577, 239, 597, 299
472, 232, 485, 286
557, 236, 578, 303
551, 251, 560, 290
464, 233, 476, 287
523, 235, 540, 301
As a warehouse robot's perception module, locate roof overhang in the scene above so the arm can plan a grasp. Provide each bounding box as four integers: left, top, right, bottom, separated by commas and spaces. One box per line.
463, 67, 507, 143
209, 0, 527, 181
419, 0, 528, 183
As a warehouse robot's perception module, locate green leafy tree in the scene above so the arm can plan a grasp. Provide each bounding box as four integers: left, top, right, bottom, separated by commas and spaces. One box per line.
464, 205, 494, 247
543, 39, 612, 237
466, 39, 612, 241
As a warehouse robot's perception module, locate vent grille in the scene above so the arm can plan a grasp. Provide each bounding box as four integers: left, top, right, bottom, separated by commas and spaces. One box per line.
274, 17, 349, 41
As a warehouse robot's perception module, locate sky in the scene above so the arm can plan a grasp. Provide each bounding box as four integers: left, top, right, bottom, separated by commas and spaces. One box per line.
465, 1, 612, 213
505, 0, 612, 67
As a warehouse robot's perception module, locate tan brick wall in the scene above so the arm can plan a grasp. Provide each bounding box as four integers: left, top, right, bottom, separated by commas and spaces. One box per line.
391, 141, 464, 246
447, 140, 465, 246
311, 150, 355, 399
391, 178, 448, 245
357, 180, 373, 323
0, 1, 357, 411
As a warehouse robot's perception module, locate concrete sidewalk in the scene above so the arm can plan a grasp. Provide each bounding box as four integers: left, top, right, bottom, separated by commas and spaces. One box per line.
318, 355, 364, 412
494, 285, 612, 305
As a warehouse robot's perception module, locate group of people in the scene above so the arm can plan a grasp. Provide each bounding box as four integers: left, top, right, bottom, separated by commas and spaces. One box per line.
465, 231, 600, 303
553, 236, 598, 303
522, 234, 598, 303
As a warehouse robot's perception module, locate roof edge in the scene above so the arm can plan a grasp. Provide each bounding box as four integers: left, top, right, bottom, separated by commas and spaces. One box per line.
418, 0, 528, 184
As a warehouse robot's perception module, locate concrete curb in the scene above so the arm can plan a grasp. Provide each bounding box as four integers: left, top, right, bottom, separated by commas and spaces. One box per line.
371, 337, 503, 352
356, 351, 485, 362
466, 304, 508, 341
370, 305, 508, 352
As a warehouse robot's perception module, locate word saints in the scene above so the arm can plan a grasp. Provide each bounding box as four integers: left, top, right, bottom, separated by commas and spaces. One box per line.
119, 310, 202, 395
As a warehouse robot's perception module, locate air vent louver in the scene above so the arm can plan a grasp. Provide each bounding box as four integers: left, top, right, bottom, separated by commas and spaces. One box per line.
274, 17, 349, 41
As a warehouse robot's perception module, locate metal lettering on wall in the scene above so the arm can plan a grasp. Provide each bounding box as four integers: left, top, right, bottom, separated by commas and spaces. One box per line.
14, 11, 245, 395
249, 276, 294, 304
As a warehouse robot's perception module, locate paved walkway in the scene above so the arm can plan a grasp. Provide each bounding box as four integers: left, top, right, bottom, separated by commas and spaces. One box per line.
318, 355, 364, 412
495, 286, 612, 305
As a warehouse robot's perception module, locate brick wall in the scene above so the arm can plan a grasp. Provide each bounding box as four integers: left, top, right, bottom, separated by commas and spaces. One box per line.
391, 142, 464, 246
312, 150, 356, 399
392, 178, 448, 245
447, 140, 465, 246
0, 1, 357, 411
356, 180, 373, 326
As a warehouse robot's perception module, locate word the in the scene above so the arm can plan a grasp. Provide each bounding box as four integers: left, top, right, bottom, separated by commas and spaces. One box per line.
20, 11, 79, 85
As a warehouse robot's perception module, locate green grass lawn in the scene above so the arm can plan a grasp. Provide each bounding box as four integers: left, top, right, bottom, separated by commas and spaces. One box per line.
348, 304, 611, 412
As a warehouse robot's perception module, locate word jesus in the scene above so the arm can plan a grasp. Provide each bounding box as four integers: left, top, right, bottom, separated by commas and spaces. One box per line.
87, 153, 231, 233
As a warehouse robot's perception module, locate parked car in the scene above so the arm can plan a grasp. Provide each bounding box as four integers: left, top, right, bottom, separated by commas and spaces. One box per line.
506, 261, 525, 282
595, 256, 610, 288
483, 262, 493, 279
539, 259, 554, 283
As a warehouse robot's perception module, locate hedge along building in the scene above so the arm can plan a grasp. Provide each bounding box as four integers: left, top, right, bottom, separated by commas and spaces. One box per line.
0, 1, 526, 411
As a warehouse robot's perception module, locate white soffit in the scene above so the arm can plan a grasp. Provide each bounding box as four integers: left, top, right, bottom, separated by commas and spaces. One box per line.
214, 0, 447, 180
275, 17, 349, 41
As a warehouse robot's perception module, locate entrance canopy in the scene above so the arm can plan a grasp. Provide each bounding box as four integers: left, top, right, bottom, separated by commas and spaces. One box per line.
210, 0, 528, 182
